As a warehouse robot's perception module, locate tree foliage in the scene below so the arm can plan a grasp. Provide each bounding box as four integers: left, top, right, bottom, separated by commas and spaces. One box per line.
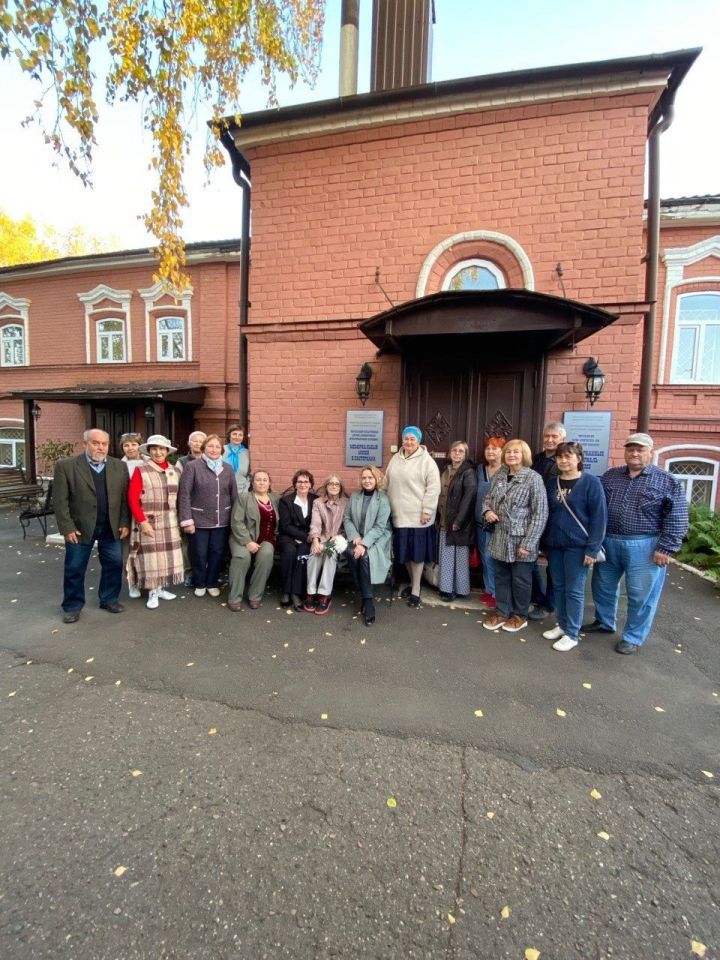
0, 0, 325, 288
0, 208, 114, 266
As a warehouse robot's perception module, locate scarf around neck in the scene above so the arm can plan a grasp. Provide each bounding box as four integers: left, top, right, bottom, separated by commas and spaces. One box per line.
202, 453, 224, 476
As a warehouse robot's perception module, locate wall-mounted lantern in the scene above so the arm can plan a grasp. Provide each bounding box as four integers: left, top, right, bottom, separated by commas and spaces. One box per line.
31, 401, 42, 421
356, 363, 373, 406
582, 357, 605, 407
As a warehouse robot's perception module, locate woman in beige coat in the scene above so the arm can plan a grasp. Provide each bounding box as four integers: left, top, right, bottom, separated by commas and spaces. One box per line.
303, 473, 349, 616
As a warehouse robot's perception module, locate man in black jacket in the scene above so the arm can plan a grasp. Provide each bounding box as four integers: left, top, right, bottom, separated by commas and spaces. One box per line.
53, 429, 130, 623
528, 422, 566, 619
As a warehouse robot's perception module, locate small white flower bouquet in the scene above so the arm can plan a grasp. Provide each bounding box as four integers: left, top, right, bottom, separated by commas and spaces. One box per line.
323, 534, 348, 558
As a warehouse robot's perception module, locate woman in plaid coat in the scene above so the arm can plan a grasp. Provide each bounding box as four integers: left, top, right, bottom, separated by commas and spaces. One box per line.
480, 439, 548, 633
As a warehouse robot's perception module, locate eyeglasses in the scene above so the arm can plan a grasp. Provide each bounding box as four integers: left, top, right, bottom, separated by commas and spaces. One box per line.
327, 481, 341, 486
296, 479, 311, 485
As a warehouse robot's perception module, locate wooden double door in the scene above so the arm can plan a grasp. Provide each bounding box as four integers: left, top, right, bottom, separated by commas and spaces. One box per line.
403, 355, 542, 463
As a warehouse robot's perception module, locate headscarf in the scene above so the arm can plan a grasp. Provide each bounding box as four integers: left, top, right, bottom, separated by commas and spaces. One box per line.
401, 425, 422, 442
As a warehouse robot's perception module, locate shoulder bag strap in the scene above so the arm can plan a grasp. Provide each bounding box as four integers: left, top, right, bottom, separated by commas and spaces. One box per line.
556, 477, 589, 538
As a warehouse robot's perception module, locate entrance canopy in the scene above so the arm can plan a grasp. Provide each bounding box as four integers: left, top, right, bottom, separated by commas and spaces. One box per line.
359, 289, 618, 355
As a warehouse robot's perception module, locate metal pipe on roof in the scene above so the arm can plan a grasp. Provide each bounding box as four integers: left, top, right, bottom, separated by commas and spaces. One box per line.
339, 0, 360, 97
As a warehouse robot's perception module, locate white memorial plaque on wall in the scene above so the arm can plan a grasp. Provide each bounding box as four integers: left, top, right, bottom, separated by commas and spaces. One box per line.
345, 410, 384, 467
563, 411, 612, 476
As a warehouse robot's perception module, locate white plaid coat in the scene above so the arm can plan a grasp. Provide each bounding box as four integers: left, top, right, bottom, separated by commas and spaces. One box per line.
482, 466, 549, 563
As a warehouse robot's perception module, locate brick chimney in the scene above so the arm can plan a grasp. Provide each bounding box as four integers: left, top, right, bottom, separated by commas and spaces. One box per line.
371, 0, 435, 92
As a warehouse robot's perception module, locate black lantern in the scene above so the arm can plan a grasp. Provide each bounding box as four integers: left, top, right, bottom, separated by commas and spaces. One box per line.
356, 363, 373, 406
582, 357, 605, 406
31, 402, 42, 421
144, 403, 155, 419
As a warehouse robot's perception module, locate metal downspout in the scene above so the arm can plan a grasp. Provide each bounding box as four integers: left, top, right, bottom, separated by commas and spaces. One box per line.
220, 131, 251, 428
637, 100, 675, 433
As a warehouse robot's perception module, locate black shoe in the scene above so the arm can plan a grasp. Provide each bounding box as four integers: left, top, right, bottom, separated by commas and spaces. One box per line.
615, 640, 639, 655
62, 610, 80, 623
527, 603, 549, 621
291, 594, 304, 612
583, 620, 615, 634
100, 602, 125, 614
439, 591, 456, 602
407, 594, 420, 608
399, 585, 412, 600
184, 575, 194, 588
280, 593, 291, 607
363, 600, 376, 625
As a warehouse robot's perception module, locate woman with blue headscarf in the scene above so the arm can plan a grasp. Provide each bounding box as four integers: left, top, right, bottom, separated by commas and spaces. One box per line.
223, 424, 251, 495
383, 426, 441, 607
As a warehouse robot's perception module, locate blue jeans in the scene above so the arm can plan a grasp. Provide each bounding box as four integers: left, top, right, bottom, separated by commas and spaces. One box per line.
62, 533, 123, 612
547, 548, 589, 642
591, 535, 667, 647
188, 526, 229, 589
476, 524, 496, 596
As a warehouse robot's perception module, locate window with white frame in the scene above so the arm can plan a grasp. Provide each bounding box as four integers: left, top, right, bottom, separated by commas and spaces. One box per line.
0, 426, 25, 468
671, 292, 720, 384
157, 315, 186, 361
667, 458, 717, 508
1, 324, 25, 366
96, 318, 127, 363
443, 258, 506, 292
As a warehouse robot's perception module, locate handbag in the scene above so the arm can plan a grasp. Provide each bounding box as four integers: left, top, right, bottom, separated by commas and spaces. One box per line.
556, 479, 606, 562
422, 561, 440, 587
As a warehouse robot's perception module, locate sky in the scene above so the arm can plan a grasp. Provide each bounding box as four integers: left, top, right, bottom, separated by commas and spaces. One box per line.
1, 0, 718, 251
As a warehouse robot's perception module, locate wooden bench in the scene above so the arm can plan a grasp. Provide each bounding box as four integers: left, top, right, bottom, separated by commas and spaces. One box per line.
0, 467, 43, 503
18, 480, 55, 539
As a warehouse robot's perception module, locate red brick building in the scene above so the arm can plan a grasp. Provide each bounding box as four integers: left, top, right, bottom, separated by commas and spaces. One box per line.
1, 51, 719, 510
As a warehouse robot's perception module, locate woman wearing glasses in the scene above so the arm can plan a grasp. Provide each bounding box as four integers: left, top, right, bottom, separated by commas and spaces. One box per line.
303, 473, 349, 616
277, 469, 317, 611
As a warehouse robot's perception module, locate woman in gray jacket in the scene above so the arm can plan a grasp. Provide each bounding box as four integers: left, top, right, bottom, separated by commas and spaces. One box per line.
228, 470, 280, 610
481, 439, 548, 633
344, 466, 392, 626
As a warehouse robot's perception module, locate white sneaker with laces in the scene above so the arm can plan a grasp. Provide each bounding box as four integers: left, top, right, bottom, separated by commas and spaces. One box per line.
543, 625, 565, 641
157, 588, 176, 601
128, 584, 141, 599
552, 634, 578, 652
207, 587, 221, 598
147, 590, 160, 609
194, 587, 206, 597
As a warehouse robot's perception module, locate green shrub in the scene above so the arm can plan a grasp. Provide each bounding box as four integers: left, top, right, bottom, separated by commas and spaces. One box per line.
36, 438, 75, 476
676, 505, 720, 583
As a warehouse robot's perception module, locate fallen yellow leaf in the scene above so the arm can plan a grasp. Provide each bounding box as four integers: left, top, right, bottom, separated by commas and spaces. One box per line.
486, 811, 495, 819
84, 676, 94, 682
691, 940, 707, 957
67, 668, 73, 673
474, 709, 483, 717
654, 706, 666, 713
525, 949, 540, 960
308, 648, 315, 653
325, 632, 332, 637
590, 789, 602, 800
186, 662, 194, 667
114, 865, 127, 877
447, 913, 456, 924
115, 680, 121, 686
286, 609, 293, 615
8, 691, 17, 697
26, 660, 32, 665
556, 708, 567, 717
85, 657, 94, 664
500, 905, 511, 919
360, 638, 366, 645
582, 682, 592, 689
283, 643, 289, 648
131, 770, 142, 777
597, 831, 611, 841
208, 727, 217, 735
386, 797, 397, 809
320, 713, 328, 720
701, 770, 714, 779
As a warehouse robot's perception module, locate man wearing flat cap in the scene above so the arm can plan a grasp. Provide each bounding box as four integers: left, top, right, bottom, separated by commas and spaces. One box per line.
585, 432, 688, 654
53, 428, 130, 623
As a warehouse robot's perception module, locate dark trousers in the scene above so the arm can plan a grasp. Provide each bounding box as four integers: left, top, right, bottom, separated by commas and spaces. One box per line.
188, 526, 229, 589
277, 536, 311, 595
493, 559, 533, 618
346, 549, 373, 599
531, 561, 555, 611
62, 529, 123, 612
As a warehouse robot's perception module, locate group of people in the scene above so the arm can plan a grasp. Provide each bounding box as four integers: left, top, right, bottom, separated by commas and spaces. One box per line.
54, 419, 688, 654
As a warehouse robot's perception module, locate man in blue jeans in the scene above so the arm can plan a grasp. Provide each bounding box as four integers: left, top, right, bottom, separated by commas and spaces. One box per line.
586, 432, 688, 654
53, 429, 130, 623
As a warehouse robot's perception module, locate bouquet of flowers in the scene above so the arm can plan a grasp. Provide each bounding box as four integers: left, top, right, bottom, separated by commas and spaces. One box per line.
323, 534, 348, 558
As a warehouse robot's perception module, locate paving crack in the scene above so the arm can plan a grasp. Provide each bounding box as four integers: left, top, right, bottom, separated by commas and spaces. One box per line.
445, 745, 468, 960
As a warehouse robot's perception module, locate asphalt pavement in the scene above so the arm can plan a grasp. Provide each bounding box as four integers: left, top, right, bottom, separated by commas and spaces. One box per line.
1, 509, 718, 960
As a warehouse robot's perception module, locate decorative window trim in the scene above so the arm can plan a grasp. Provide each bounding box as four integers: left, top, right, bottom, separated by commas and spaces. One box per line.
0, 422, 26, 468
139, 281, 193, 362
657, 236, 720, 384
655, 444, 720, 510
442, 258, 506, 291
669, 290, 720, 385
96, 317, 127, 364
416, 230, 534, 298
156, 315, 187, 362
1, 323, 27, 367
0, 292, 30, 366
664, 455, 719, 509
78, 285, 132, 364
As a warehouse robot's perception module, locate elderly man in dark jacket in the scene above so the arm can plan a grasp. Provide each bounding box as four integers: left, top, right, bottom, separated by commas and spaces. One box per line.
53, 429, 130, 623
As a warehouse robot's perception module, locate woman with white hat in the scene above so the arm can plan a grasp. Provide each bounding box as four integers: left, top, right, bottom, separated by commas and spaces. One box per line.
126, 434, 184, 609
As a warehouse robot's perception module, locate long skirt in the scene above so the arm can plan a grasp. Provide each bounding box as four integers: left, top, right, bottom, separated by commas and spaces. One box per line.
438, 530, 471, 595
393, 525, 436, 564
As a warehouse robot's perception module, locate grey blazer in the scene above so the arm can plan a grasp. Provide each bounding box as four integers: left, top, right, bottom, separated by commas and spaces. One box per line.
53, 454, 130, 542
229, 491, 280, 555
483, 465, 548, 563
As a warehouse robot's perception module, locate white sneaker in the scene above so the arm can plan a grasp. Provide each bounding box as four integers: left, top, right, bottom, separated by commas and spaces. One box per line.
147, 590, 159, 609
552, 634, 579, 652
194, 587, 207, 598
157, 588, 176, 601
128, 584, 141, 599
207, 587, 221, 598
543, 625, 565, 641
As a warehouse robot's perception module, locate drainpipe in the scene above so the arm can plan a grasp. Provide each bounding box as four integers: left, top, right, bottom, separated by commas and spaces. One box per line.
637, 98, 675, 433
220, 130, 251, 429
339, 0, 359, 96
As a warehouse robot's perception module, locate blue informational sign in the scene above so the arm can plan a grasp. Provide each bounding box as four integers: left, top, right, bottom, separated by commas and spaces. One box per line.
563, 411, 612, 476
345, 410, 384, 467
